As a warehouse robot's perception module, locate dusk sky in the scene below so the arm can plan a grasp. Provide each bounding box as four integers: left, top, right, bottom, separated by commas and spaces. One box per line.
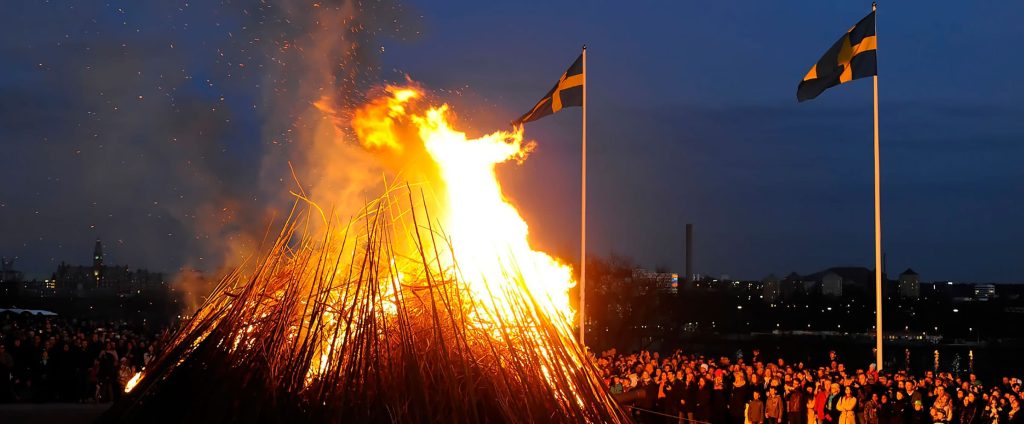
2, 0, 1022, 282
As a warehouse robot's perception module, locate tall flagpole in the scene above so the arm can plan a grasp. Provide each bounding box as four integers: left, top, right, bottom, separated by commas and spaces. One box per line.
872, 2, 884, 371
580, 45, 588, 346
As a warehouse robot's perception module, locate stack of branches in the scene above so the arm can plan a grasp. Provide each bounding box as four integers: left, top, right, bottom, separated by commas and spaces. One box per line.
102, 188, 630, 423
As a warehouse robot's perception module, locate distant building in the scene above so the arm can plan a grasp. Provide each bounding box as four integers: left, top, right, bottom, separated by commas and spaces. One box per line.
631, 268, 679, 294
780, 272, 808, 298
1, 257, 23, 284
974, 283, 996, 301
761, 274, 780, 302
806, 267, 874, 298
1, 257, 25, 298
16, 279, 57, 298
53, 239, 165, 296
898, 268, 920, 299
822, 272, 843, 297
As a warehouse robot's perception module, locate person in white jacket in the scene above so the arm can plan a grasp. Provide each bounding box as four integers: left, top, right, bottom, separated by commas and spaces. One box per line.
837, 386, 858, 424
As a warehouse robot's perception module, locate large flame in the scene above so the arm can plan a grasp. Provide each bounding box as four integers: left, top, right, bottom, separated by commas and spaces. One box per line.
115, 85, 626, 422
346, 85, 576, 328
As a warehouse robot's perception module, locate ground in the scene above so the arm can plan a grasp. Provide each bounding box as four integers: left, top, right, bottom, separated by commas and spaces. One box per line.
0, 403, 109, 424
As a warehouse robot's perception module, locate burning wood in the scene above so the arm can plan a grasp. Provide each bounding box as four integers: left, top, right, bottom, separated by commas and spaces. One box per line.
104, 87, 629, 423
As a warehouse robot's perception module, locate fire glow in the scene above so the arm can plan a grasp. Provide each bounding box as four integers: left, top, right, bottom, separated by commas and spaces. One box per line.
349, 86, 576, 330
116, 85, 625, 423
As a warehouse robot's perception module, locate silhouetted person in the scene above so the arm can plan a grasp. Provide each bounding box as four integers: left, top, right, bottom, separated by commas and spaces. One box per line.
730, 373, 752, 424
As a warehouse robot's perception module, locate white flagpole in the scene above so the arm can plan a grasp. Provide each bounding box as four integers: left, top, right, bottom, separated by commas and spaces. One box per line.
580, 45, 588, 346
872, 2, 884, 371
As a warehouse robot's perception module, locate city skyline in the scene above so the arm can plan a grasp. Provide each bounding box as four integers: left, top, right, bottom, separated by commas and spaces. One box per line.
4, 236, 1022, 286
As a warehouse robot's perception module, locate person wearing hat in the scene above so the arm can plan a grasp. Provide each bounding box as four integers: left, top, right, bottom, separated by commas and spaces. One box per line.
867, 363, 879, 384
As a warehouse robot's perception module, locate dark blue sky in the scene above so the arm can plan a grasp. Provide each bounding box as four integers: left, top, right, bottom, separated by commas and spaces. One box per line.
2, 1, 1022, 282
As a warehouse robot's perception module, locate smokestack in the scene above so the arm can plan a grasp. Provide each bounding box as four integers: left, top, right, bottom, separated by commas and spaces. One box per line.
685, 224, 693, 284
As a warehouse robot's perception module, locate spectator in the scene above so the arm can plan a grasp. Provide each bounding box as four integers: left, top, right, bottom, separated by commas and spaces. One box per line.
805, 385, 817, 424
785, 380, 805, 424
657, 371, 679, 423
97, 342, 118, 402
815, 381, 829, 423
86, 359, 100, 402
863, 392, 880, 424
730, 372, 751, 424
837, 385, 857, 424
0, 344, 13, 402
961, 391, 978, 424
681, 372, 696, 423
878, 393, 896, 424
0, 313, 167, 404
609, 376, 624, 394
910, 399, 929, 424
584, 346, 1023, 424
826, 383, 843, 422
1009, 396, 1022, 424
748, 390, 765, 424
765, 387, 783, 424
695, 376, 712, 422
118, 357, 135, 395
713, 374, 729, 423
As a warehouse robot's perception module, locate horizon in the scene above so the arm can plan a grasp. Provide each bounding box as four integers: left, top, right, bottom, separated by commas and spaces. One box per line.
6, 237, 1023, 285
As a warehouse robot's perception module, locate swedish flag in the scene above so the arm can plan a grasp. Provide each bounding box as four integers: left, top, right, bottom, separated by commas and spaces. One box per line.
514, 54, 584, 125
797, 11, 877, 102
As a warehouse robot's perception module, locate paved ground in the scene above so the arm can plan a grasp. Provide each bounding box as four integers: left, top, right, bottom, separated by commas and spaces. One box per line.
0, 403, 110, 424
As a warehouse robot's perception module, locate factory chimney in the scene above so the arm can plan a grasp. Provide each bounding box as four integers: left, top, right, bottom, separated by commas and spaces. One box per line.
685, 224, 693, 285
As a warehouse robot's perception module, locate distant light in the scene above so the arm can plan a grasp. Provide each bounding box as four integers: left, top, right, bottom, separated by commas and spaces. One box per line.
737, 305, 743, 310
827, 307, 832, 311
953, 308, 959, 313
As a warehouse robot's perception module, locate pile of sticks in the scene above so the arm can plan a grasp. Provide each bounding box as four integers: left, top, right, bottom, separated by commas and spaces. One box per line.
102, 190, 630, 423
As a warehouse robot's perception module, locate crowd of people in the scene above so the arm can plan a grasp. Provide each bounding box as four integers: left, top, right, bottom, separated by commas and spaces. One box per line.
595, 348, 1023, 424
0, 313, 168, 403
4, 311, 1023, 424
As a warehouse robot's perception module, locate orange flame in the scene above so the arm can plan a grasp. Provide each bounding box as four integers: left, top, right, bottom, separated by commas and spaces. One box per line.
124, 371, 142, 393
347, 85, 576, 328
350, 86, 422, 152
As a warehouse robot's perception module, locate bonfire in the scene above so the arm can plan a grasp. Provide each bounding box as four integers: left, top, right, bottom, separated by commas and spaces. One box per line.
103, 87, 630, 423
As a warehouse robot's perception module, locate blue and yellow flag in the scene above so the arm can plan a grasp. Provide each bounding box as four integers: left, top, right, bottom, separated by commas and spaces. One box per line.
798, 11, 877, 102
515, 54, 584, 124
